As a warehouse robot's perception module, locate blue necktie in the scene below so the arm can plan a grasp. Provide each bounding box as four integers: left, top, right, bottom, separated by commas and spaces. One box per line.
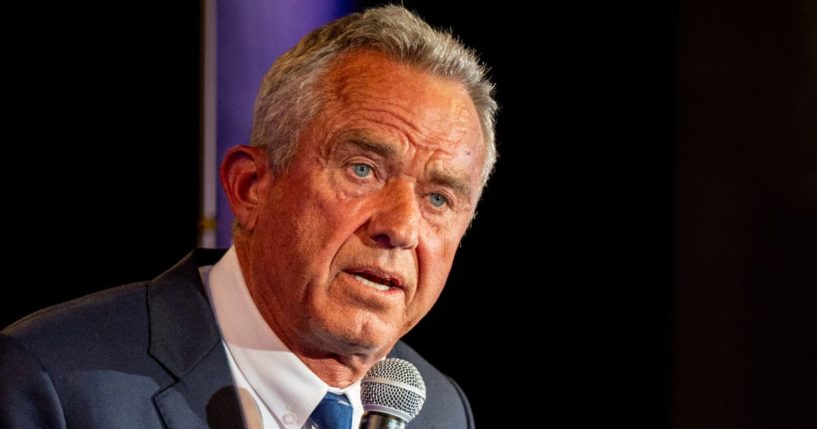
308, 392, 353, 429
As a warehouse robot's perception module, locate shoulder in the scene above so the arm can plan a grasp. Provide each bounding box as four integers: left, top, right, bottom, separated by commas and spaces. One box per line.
1, 249, 228, 428
4, 282, 150, 341
4, 282, 150, 347
390, 341, 475, 428
2, 282, 153, 372
2, 248, 225, 363
0, 282, 160, 428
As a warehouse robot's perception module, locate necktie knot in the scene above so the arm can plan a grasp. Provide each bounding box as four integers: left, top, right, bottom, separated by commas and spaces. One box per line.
308, 392, 352, 429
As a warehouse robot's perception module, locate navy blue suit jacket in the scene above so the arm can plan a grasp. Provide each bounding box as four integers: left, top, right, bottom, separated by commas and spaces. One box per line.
0, 249, 474, 428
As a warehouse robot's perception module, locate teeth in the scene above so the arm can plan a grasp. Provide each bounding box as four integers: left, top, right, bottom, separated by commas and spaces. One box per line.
354, 274, 391, 291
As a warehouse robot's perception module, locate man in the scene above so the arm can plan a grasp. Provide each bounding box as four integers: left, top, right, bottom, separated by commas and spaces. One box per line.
0, 5, 496, 428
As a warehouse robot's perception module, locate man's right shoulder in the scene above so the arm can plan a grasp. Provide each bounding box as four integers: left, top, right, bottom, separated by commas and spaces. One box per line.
2, 282, 151, 358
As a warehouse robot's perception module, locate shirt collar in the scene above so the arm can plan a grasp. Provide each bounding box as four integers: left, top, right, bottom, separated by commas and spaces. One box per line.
206, 246, 363, 427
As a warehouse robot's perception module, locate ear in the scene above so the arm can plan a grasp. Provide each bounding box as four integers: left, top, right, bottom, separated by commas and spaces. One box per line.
220, 145, 269, 233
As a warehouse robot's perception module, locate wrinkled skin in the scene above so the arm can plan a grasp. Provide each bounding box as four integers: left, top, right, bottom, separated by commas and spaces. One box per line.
222, 50, 486, 386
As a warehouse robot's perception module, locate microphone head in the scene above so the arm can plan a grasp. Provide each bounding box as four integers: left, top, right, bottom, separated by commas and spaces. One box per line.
361, 358, 426, 423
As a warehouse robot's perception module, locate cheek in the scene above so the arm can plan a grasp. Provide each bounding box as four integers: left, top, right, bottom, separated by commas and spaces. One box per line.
286, 183, 372, 276
415, 232, 460, 301
283, 204, 337, 279
253, 186, 330, 284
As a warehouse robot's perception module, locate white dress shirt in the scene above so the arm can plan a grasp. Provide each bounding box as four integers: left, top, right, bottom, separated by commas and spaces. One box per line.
200, 246, 363, 429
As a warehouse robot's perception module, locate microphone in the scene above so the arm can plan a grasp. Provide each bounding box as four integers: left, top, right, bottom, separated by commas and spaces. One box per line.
359, 358, 426, 429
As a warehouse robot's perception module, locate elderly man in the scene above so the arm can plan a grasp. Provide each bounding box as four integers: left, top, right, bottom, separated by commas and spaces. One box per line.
0, 5, 496, 428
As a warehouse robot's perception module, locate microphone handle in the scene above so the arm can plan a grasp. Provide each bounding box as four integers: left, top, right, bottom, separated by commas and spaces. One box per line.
359, 411, 407, 429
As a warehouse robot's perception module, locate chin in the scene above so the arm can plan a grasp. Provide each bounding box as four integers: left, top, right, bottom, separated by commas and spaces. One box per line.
309, 314, 400, 357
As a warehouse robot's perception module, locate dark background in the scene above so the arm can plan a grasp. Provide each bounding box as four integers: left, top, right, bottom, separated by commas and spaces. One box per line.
5, 1, 815, 427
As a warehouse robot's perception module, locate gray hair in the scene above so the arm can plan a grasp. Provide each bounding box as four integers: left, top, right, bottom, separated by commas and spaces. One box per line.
249, 5, 498, 187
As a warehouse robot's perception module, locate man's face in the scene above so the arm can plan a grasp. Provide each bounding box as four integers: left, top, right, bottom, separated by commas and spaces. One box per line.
245, 50, 486, 357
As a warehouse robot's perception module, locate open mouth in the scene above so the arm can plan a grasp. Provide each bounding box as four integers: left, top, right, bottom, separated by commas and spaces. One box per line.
348, 269, 402, 292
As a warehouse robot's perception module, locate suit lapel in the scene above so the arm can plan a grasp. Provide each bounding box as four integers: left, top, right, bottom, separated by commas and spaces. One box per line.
147, 249, 243, 429
153, 346, 243, 429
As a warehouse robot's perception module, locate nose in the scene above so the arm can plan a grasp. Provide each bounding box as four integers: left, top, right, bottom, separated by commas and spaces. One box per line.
366, 179, 420, 250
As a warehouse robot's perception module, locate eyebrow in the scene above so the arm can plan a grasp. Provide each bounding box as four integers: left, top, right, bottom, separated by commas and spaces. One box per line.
429, 170, 474, 202
339, 133, 398, 159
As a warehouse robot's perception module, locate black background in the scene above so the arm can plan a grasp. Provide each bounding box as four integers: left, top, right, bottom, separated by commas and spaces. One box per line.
5, 1, 815, 427
360, 1, 677, 427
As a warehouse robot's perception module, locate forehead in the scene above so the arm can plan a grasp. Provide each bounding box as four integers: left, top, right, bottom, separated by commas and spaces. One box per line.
317, 50, 486, 186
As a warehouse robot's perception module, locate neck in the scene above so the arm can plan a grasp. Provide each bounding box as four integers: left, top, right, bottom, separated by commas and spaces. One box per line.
297, 351, 384, 388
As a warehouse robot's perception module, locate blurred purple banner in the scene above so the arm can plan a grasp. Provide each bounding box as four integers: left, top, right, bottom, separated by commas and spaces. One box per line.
213, 0, 351, 247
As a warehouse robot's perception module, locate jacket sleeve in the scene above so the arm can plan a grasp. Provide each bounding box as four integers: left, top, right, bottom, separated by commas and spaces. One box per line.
0, 333, 67, 429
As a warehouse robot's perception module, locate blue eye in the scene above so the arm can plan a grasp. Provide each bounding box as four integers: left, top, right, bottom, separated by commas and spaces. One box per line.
352, 164, 372, 178
429, 193, 448, 208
